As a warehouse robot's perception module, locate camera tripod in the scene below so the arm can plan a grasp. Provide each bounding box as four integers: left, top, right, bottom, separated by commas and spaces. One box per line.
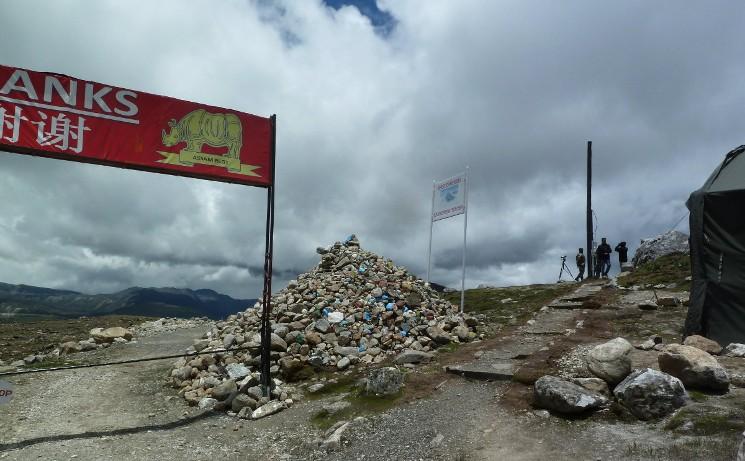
557, 255, 574, 282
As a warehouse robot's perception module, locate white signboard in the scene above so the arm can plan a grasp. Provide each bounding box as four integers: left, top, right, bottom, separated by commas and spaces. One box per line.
0, 380, 13, 404
432, 172, 466, 222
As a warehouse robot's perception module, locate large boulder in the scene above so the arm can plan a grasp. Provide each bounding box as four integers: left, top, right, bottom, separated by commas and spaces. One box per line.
683, 335, 722, 355
587, 338, 633, 385
91, 327, 133, 344
365, 367, 404, 396
658, 344, 729, 391
613, 368, 687, 420
632, 230, 689, 266
533, 375, 607, 414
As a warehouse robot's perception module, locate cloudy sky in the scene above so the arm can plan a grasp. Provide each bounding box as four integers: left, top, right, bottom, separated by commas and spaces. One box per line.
0, 0, 743, 298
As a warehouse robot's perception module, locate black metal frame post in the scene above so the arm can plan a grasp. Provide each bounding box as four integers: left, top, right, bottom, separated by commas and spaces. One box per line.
260, 114, 277, 396
586, 141, 593, 279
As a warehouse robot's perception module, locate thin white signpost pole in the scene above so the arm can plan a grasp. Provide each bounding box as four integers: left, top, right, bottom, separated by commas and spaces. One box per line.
460, 166, 469, 314
426, 180, 435, 284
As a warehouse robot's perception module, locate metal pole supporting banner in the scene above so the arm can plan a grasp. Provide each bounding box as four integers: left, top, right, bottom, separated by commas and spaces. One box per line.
426, 180, 435, 284
586, 141, 593, 279
460, 166, 469, 313
260, 115, 277, 395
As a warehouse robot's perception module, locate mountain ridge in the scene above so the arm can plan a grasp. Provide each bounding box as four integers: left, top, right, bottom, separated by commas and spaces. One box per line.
0, 282, 255, 321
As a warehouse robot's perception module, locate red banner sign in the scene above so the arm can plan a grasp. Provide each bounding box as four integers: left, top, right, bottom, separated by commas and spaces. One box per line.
0, 64, 273, 187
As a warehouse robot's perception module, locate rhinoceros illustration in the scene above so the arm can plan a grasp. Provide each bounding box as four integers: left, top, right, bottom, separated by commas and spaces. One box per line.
161, 109, 243, 159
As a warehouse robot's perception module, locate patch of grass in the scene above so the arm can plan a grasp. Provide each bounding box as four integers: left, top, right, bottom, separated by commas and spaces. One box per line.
443, 284, 576, 327
304, 373, 358, 400
310, 389, 403, 430
688, 390, 708, 403
618, 253, 691, 290
665, 405, 745, 436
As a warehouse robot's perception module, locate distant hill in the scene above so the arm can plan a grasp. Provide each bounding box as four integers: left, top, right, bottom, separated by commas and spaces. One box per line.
0, 282, 255, 321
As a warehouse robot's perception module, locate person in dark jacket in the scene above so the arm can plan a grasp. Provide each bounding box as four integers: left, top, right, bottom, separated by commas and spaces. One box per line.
615, 241, 628, 266
596, 237, 612, 278
575, 248, 586, 281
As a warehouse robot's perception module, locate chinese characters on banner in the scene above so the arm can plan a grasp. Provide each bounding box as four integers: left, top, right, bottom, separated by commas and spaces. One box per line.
0, 64, 273, 187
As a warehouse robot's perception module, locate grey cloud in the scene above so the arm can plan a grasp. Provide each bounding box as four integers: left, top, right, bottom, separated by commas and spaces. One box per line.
0, 0, 738, 297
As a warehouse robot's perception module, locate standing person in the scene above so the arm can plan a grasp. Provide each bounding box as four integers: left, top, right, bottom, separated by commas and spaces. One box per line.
575, 248, 586, 281
596, 237, 612, 278
615, 241, 628, 267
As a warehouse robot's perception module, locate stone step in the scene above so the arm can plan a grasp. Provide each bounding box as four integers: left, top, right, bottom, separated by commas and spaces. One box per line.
445, 362, 514, 381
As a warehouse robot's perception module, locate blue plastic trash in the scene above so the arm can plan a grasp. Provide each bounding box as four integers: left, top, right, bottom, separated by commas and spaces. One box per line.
322, 307, 330, 317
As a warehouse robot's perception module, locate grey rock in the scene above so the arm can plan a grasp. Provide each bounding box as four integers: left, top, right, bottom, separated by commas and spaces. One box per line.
212, 379, 237, 401
334, 346, 359, 357
279, 357, 305, 380
270, 333, 288, 352
308, 383, 326, 393
337, 357, 351, 370
632, 230, 689, 266
724, 343, 745, 357
231, 394, 258, 412
658, 344, 729, 391
246, 385, 266, 401
322, 400, 351, 415
452, 325, 470, 341
198, 398, 218, 410
223, 334, 236, 348
365, 367, 404, 395
315, 319, 331, 334
171, 366, 192, 381
613, 368, 687, 420
394, 349, 434, 364
251, 400, 286, 419
587, 337, 633, 385
426, 326, 451, 345
570, 377, 610, 396
683, 335, 722, 355
226, 363, 251, 380
533, 375, 607, 414
60, 341, 82, 354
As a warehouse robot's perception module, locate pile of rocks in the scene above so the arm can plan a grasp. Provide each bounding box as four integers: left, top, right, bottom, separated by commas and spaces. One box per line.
536, 335, 734, 420
632, 230, 689, 266
133, 317, 213, 337
169, 236, 484, 417
59, 326, 135, 355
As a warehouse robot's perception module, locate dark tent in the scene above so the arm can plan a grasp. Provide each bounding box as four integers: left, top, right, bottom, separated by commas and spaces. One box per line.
685, 145, 745, 346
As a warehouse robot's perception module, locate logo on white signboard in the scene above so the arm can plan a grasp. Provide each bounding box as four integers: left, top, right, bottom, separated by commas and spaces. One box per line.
0, 380, 13, 404
432, 172, 466, 222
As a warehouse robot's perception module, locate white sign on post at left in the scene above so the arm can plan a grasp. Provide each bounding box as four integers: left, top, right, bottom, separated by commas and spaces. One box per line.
0, 380, 13, 404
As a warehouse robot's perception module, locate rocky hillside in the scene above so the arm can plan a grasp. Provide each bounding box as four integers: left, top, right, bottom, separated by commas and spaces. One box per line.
0, 283, 255, 321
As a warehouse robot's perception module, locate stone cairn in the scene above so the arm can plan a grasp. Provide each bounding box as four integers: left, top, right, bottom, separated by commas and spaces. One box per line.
169, 235, 484, 418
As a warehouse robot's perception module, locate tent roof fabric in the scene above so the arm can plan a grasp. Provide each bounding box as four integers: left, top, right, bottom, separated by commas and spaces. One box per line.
709, 146, 745, 192
685, 145, 745, 346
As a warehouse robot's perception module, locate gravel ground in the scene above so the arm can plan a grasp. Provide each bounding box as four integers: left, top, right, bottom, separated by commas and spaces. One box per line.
1, 284, 742, 460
